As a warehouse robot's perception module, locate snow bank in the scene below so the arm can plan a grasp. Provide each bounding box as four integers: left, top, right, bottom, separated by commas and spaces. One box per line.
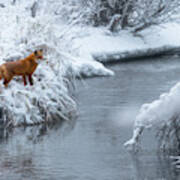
66, 54, 114, 77
124, 82, 180, 150
74, 24, 180, 63
0, 4, 77, 127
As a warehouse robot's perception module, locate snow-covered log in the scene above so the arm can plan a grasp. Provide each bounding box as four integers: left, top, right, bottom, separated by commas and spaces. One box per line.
93, 45, 180, 62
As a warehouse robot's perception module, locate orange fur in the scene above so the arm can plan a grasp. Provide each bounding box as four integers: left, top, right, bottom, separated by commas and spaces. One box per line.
0, 49, 43, 87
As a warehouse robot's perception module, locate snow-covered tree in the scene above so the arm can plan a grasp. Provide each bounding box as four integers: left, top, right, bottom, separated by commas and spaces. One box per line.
132, 0, 180, 33
65, 0, 180, 32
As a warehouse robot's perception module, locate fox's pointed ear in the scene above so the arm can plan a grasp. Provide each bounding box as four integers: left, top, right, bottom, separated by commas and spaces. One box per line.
34, 50, 38, 55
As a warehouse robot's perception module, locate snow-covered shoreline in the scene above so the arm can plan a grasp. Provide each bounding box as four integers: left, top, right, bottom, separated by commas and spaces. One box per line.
93, 45, 180, 62
70, 22, 180, 77
74, 23, 180, 63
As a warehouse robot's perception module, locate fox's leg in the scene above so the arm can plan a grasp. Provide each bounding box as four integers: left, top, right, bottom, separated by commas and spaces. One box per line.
3, 79, 8, 87
28, 74, 33, 86
22, 75, 27, 86
3, 76, 13, 87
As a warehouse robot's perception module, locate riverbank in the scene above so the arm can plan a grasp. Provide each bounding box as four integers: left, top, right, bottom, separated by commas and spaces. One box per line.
71, 22, 180, 76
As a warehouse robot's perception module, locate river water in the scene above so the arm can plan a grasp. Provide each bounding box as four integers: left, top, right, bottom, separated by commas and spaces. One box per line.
0, 56, 180, 180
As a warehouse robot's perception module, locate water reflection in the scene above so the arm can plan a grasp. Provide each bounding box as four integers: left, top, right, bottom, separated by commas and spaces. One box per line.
0, 152, 36, 179
130, 151, 180, 180
0, 119, 76, 144
0, 119, 76, 180
0, 127, 12, 143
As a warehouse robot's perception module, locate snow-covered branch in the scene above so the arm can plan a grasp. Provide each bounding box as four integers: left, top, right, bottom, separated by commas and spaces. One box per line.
60, 0, 180, 32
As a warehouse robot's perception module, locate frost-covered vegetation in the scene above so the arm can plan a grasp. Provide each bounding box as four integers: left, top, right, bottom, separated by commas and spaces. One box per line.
124, 82, 180, 153
0, 1, 78, 126
57, 0, 180, 32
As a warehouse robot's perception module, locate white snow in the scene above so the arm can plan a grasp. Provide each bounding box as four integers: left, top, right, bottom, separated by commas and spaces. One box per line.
124, 82, 180, 150
74, 23, 180, 63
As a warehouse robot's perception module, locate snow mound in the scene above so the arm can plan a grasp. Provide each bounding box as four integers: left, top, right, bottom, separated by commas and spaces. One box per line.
71, 58, 114, 77
58, 51, 114, 77
74, 24, 180, 63
0, 5, 77, 127
124, 82, 180, 150
135, 82, 180, 128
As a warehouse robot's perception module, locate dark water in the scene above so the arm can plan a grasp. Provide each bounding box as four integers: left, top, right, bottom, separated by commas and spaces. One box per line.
0, 56, 180, 180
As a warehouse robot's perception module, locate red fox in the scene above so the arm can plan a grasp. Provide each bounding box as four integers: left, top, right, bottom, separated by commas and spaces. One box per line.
0, 49, 43, 87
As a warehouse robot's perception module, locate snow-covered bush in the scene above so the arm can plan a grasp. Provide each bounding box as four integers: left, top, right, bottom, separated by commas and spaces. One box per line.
53, 0, 180, 32
157, 114, 180, 152
124, 82, 180, 152
0, 2, 77, 127
132, 0, 180, 33
3, 0, 180, 32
